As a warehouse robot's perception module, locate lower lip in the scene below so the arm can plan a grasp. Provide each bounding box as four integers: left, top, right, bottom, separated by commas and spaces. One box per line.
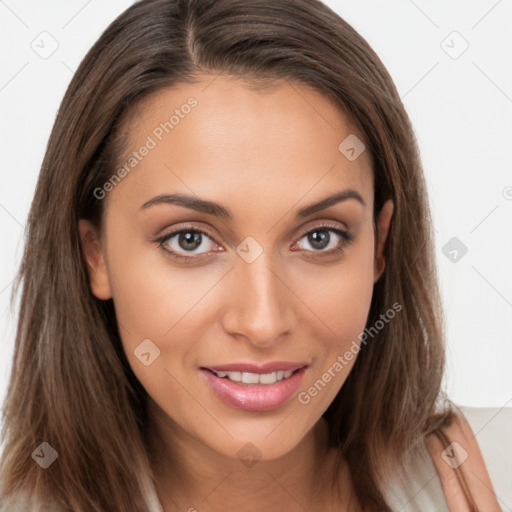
201, 367, 307, 412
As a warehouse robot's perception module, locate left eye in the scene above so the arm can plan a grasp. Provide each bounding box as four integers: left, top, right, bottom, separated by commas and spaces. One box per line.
292, 226, 353, 253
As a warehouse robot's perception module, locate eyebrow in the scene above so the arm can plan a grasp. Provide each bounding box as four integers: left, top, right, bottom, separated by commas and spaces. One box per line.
140, 189, 366, 219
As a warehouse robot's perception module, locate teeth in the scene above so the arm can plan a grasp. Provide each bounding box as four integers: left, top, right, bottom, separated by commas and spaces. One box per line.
213, 369, 294, 384
259, 372, 277, 384
242, 372, 260, 384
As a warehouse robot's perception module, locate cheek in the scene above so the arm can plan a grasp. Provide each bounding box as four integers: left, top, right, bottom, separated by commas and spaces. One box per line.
101, 221, 195, 365
103, 237, 210, 416
303, 263, 373, 334
298, 234, 375, 346
106, 255, 174, 339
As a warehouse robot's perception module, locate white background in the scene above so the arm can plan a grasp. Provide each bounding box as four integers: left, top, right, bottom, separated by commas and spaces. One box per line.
1, 0, 511, 411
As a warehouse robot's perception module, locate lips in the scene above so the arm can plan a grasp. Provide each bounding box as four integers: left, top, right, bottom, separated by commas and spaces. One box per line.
200, 361, 308, 412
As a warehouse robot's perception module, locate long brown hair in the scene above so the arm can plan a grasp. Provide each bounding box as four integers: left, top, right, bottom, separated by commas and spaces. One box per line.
0, 0, 470, 510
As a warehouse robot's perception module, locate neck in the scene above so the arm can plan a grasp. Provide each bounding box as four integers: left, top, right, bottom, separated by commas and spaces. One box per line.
145, 400, 353, 512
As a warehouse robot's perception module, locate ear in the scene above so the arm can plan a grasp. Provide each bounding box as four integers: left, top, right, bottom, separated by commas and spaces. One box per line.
373, 199, 394, 284
78, 219, 112, 300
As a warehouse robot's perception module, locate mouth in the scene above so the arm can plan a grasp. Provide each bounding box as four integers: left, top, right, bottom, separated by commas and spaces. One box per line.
199, 362, 308, 412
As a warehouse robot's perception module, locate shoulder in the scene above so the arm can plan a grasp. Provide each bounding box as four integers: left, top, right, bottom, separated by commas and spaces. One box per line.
448, 406, 511, 509
385, 406, 511, 512
425, 405, 509, 511
458, 405, 512, 507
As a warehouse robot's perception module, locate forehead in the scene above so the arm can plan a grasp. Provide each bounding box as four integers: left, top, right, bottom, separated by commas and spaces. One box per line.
105, 75, 374, 216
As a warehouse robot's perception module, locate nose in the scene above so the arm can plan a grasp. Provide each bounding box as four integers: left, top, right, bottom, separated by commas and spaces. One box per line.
220, 252, 297, 348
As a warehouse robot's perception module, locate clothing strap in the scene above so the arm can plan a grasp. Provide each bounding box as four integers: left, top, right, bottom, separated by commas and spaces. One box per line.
425, 412, 502, 512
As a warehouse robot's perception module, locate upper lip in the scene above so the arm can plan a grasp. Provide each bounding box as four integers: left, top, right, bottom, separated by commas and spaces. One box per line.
202, 361, 308, 374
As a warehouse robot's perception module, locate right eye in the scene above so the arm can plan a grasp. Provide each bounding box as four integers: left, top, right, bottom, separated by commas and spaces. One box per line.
156, 225, 224, 262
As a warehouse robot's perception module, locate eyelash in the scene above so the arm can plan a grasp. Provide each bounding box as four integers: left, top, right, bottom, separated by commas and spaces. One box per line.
155, 223, 355, 263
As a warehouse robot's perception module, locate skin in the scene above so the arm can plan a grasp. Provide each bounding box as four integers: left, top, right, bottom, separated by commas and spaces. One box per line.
79, 75, 394, 511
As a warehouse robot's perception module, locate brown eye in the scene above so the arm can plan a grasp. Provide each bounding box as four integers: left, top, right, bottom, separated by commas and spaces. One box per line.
175, 231, 203, 251
292, 225, 354, 255
157, 226, 221, 261
305, 229, 331, 250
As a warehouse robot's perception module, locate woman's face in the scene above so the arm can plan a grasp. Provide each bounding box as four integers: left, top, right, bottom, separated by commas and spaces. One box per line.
79, 75, 393, 462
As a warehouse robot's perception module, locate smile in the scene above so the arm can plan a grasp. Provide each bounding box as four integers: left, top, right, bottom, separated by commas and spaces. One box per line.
200, 363, 308, 412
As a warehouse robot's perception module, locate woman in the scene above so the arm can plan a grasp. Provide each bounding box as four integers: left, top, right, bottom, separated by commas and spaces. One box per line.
0, 0, 503, 510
